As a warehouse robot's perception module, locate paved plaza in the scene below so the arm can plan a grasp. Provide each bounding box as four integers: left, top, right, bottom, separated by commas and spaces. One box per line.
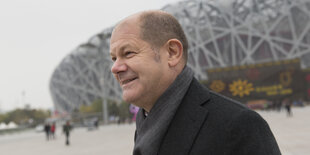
0, 106, 309, 155
258, 106, 310, 155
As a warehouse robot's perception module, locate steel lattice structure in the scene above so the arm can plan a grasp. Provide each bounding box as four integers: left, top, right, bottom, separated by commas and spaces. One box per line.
50, 0, 310, 112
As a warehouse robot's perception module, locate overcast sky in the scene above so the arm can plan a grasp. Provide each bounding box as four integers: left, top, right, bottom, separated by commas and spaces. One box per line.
0, 0, 182, 112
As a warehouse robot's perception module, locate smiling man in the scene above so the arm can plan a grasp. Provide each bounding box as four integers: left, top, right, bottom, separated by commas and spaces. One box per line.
110, 10, 281, 155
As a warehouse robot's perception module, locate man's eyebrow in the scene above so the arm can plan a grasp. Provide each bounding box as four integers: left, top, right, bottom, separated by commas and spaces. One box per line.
110, 43, 132, 56
119, 44, 131, 52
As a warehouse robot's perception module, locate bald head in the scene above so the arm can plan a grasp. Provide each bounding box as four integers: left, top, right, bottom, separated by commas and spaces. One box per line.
113, 10, 188, 63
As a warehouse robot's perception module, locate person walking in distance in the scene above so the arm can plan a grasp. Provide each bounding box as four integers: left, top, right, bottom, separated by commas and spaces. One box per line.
63, 121, 72, 145
50, 122, 56, 139
283, 98, 292, 117
44, 123, 50, 141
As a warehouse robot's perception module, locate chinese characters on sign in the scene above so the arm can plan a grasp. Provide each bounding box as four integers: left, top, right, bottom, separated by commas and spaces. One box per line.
204, 59, 307, 102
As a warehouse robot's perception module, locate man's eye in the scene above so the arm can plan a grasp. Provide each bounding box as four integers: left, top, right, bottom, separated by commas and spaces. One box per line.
125, 51, 135, 57
111, 57, 116, 62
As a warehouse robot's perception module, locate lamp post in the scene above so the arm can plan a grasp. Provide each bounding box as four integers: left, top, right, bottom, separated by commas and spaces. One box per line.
102, 97, 108, 125
100, 78, 109, 125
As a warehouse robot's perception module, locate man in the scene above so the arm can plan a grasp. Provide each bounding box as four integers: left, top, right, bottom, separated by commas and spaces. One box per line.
110, 10, 281, 155
44, 123, 51, 141
63, 121, 72, 145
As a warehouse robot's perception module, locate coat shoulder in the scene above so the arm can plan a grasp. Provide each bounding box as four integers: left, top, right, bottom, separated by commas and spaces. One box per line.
188, 83, 281, 155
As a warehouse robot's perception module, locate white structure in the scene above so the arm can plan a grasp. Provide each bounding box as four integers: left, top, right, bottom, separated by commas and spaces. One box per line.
0, 122, 7, 130
0, 122, 18, 130
50, 0, 310, 112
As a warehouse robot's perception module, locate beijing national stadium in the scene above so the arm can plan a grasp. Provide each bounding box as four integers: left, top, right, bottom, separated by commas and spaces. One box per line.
50, 0, 310, 113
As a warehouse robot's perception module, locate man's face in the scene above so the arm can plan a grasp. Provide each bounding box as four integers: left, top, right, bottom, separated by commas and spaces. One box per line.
110, 19, 170, 108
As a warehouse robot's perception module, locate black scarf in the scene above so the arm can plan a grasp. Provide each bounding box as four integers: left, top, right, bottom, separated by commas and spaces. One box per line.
133, 66, 194, 155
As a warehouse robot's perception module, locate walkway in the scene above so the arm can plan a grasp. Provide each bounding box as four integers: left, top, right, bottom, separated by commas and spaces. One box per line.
0, 106, 309, 155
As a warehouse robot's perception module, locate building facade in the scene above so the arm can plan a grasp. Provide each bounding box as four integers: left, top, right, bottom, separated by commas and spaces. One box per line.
50, 0, 310, 112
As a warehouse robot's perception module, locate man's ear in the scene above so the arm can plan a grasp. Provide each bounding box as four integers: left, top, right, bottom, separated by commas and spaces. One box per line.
165, 39, 183, 67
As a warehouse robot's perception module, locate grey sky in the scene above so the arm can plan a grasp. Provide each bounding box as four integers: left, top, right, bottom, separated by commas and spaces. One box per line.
0, 0, 181, 111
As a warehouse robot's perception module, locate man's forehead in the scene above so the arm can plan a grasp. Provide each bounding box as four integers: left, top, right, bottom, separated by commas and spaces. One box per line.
110, 20, 141, 51
109, 12, 144, 55
113, 13, 141, 34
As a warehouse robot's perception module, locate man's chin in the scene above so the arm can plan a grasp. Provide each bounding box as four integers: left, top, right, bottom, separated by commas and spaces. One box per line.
122, 94, 138, 104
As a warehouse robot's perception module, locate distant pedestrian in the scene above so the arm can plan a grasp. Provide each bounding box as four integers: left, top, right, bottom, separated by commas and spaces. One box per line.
275, 99, 282, 112
284, 98, 292, 117
94, 118, 99, 129
44, 123, 51, 140
63, 121, 72, 145
50, 122, 56, 139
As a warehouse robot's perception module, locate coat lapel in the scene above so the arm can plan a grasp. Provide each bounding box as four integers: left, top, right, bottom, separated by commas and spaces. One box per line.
158, 79, 211, 155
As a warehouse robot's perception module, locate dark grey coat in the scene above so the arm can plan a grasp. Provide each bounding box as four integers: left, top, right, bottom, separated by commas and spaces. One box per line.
156, 78, 281, 155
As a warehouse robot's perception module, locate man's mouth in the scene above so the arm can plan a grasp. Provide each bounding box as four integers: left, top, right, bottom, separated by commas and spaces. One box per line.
121, 77, 138, 85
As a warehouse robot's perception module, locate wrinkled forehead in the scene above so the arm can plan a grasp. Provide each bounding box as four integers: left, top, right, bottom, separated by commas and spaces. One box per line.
110, 29, 140, 53
110, 18, 142, 55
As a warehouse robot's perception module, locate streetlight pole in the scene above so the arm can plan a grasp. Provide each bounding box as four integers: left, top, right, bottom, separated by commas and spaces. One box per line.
101, 78, 109, 125
102, 97, 108, 125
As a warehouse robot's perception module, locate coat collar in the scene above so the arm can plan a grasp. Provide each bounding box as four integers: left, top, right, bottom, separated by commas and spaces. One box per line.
158, 78, 211, 155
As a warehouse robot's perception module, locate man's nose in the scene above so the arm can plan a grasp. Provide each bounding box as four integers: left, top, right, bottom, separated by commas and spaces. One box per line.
111, 59, 127, 74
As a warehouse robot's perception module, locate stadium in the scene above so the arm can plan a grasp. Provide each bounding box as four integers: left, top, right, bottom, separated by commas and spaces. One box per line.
50, 0, 310, 113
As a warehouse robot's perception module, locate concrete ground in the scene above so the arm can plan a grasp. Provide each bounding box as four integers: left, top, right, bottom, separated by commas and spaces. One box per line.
257, 106, 310, 155
0, 106, 309, 155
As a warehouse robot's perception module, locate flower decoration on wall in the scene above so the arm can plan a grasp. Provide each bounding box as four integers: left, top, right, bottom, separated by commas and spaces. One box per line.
229, 79, 254, 97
